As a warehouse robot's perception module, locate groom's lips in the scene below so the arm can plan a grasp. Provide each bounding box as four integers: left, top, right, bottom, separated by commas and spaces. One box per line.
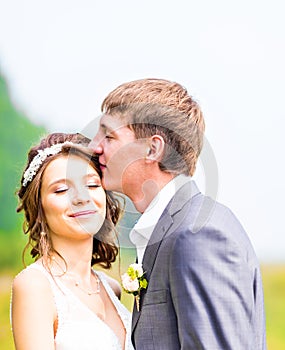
99, 162, 107, 171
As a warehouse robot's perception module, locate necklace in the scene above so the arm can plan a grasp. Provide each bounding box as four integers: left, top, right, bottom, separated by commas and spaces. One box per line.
74, 273, 101, 296
49, 256, 67, 277
49, 256, 100, 296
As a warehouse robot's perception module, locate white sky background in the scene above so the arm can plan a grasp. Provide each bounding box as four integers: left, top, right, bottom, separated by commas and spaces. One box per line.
0, 0, 284, 261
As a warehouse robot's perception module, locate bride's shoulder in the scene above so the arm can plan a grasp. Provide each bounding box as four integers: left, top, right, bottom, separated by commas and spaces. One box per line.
12, 261, 50, 292
11, 261, 57, 323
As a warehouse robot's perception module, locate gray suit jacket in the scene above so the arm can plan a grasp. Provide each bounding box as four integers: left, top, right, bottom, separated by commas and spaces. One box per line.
131, 181, 266, 349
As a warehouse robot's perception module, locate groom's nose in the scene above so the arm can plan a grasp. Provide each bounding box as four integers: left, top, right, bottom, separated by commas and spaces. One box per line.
88, 137, 103, 154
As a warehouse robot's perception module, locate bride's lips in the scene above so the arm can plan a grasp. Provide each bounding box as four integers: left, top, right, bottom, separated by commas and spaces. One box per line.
69, 210, 97, 218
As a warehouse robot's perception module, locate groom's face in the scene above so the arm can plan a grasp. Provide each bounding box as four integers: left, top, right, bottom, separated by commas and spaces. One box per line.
89, 114, 147, 194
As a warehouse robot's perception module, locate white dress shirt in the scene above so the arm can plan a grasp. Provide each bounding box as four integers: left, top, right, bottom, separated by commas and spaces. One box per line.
129, 174, 192, 264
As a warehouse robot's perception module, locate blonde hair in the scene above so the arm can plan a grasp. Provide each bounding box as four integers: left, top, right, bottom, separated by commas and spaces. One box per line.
101, 78, 205, 176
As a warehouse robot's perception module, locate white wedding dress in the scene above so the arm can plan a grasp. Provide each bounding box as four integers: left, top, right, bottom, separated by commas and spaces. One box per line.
27, 263, 134, 350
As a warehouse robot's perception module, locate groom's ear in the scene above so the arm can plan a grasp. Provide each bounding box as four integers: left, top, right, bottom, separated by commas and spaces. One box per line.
145, 135, 165, 162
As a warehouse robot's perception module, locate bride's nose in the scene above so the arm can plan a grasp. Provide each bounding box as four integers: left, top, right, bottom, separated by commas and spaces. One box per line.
71, 188, 91, 206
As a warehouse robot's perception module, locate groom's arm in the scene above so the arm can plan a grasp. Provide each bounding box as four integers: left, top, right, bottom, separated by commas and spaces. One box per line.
169, 212, 266, 349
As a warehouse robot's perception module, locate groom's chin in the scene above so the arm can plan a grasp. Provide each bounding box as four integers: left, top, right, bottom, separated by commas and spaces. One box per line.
101, 176, 121, 193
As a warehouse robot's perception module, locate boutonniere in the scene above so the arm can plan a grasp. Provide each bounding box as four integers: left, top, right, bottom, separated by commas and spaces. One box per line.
121, 263, 148, 311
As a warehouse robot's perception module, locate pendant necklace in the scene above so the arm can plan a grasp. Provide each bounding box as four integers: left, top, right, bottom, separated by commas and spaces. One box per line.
50, 256, 100, 296
74, 272, 101, 296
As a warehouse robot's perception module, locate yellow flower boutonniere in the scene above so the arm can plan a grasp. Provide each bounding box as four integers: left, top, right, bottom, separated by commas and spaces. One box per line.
121, 263, 148, 311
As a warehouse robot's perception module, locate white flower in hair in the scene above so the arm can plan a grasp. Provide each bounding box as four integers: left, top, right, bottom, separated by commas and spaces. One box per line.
23, 142, 73, 187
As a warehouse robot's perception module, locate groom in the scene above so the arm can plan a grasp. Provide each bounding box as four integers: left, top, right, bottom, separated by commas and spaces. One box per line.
89, 78, 267, 349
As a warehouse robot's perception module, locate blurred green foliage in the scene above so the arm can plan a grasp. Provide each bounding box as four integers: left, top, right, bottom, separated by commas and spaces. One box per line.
0, 73, 46, 235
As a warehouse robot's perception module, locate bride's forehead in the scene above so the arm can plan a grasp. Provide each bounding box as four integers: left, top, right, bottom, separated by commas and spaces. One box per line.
44, 155, 98, 178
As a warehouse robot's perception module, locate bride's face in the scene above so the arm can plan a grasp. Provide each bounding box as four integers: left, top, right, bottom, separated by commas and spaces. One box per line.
41, 154, 106, 240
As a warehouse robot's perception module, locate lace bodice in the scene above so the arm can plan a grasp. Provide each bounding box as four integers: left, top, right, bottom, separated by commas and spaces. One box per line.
27, 263, 134, 350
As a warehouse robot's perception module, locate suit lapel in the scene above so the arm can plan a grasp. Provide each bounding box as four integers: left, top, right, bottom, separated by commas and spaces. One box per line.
131, 212, 173, 331
132, 180, 200, 332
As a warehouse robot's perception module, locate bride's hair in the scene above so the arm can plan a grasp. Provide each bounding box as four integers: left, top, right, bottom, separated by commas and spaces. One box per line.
17, 132, 122, 269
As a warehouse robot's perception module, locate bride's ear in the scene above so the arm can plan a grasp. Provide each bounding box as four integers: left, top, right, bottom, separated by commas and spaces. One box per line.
145, 135, 165, 162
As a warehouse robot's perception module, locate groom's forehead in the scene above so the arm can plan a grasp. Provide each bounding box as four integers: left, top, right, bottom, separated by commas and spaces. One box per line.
80, 114, 133, 141
79, 113, 129, 140
99, 113, 129, 132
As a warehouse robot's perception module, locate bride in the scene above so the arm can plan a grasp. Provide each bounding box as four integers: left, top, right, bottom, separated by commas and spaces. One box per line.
11, 133, 134, 350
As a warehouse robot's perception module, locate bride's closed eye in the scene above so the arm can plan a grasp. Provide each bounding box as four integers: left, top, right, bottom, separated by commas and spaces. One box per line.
87, 182, 102, 189
54, 185, 69, 193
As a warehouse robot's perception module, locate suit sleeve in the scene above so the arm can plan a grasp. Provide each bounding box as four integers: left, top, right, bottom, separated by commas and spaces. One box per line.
168, 209, 264, 349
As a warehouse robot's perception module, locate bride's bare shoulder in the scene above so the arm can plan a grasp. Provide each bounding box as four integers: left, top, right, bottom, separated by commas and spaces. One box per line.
12, 264, 50, 293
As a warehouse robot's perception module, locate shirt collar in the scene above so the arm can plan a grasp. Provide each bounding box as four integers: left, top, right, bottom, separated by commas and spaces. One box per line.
130, 175, 192, 257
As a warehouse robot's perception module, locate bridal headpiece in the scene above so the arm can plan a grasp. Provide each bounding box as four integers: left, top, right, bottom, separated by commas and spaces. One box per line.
23, 142, 73, 187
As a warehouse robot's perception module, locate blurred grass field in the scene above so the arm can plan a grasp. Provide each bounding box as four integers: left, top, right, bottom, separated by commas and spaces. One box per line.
261, 264, 285, 349
1, 257, 284, 349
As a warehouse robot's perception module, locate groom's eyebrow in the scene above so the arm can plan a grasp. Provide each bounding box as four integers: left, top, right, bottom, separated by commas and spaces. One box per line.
99, 123, 109, 133
100, 122, 117, 135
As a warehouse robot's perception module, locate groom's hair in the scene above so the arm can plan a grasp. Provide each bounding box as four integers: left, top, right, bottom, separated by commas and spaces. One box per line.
101, 78, 205, 176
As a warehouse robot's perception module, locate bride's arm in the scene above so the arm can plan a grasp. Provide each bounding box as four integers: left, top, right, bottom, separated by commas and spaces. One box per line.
11, 268, 56, 350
